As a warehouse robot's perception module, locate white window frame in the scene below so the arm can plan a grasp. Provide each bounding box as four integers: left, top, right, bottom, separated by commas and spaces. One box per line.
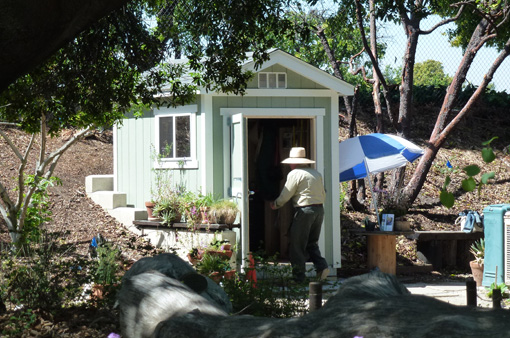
154, 105, 198, 169
258, 72, 287, 89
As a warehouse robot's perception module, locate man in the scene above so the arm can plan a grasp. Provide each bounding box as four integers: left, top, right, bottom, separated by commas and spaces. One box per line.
270, 147, 329, 283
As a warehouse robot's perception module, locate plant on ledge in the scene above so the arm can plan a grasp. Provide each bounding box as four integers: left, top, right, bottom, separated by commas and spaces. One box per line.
209, 199, 239, 225
153, 191, 183, 225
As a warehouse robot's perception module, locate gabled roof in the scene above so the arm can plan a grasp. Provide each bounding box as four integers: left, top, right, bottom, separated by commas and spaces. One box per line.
242, 49, 354, 96
160, 49, 354, 96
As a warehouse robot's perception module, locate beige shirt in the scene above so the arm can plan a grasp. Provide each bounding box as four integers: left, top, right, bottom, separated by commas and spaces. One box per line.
273, 167, 326, 209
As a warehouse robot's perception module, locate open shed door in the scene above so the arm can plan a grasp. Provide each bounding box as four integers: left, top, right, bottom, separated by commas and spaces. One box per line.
230, 113, 250, 269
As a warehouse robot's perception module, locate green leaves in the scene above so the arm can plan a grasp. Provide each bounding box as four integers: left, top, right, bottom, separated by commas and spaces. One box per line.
440, 138, 499, 208
440, 190, 455, 209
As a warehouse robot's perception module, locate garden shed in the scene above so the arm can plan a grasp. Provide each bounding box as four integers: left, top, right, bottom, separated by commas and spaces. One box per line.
112, 49, 354, 271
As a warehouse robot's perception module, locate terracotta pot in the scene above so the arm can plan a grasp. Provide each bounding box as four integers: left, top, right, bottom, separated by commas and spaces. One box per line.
224, 270, 236, 280
187, 253, 201, 266
91, 283, 118, 301
145, 201, 160, 221
209, 272, 223, 284
469, 260, 484, 287
206, 249, 233, 260
394, 220, 411, 231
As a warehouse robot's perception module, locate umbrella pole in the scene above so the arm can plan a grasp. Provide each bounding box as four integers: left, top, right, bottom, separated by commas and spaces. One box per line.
364, 159, 380, 226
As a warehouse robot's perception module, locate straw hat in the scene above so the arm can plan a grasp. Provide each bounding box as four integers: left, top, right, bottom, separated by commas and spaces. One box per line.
281, 147, 315, 164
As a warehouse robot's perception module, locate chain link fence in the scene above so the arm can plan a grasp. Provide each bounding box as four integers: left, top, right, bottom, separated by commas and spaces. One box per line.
379, 15, 510, 94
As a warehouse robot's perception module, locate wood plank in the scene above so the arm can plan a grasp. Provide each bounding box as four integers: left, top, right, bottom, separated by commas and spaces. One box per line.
132, 220, 240, 230
367, 235, 396, 274
409, 231, 483, 241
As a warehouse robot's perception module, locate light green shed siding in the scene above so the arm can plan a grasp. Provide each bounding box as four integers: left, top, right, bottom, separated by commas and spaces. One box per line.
116, 102, 203, 208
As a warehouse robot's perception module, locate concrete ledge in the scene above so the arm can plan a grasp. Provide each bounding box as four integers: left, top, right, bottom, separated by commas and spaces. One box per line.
85, 175, 114, 193
109, 207, 148, 230
136, 227, 237, 266
88, 191, 127, 209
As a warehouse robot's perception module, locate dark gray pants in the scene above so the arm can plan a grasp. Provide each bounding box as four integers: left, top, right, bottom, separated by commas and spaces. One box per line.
289, 205, 328, 282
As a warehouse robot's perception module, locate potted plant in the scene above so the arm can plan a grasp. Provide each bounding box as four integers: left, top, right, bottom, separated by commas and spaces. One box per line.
209, 199, 239, 225
153, 191, 183, 225
196, 193, 216, 224
92, 242, 121, 299
206, 236, 233, 259
469, 238, 484, 286
196, 252, 232, 283
187, 247, 204, 266
180, 191, 202, 227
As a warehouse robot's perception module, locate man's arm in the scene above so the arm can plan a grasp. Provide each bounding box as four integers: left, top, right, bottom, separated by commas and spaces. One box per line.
271, 172, 298, 209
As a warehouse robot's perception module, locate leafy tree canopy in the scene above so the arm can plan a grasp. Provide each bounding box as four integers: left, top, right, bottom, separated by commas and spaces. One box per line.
414, 60, 452, 87
0, 0, 295, 134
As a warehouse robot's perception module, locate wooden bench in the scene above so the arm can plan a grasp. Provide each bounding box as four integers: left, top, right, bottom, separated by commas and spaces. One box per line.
405, 231, 484, 270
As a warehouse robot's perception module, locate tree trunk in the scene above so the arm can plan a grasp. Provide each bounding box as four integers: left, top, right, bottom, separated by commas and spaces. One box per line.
402, 19, 508, 206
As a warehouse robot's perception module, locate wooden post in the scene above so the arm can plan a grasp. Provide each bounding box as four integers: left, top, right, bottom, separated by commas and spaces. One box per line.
309, 282, 323, 311
367, 234, 396, 274
466, 279, 477, 307
493, 289, 502, 309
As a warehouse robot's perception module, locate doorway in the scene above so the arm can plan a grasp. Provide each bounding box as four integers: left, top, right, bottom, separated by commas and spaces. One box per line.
247, 118, 312, 259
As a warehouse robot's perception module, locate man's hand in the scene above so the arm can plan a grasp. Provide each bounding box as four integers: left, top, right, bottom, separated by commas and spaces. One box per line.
270, 201, 276, 210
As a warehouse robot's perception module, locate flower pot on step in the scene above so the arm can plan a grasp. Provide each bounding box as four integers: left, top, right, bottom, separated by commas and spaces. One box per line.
469, 260, 484, 287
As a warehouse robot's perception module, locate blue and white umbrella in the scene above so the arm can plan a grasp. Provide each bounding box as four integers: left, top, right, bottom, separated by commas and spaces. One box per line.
339, 133, 424, 182
339, 133, 424, 225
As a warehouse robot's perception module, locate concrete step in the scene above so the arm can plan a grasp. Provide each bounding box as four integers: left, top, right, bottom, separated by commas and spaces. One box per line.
86, 175, 114, 193
88, 190, 127, 209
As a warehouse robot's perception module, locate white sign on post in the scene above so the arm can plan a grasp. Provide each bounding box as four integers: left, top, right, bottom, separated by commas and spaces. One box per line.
381, 214, 394, 232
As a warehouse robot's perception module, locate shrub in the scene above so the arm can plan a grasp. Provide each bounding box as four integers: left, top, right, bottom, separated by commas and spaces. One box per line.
221, 254, 309, 318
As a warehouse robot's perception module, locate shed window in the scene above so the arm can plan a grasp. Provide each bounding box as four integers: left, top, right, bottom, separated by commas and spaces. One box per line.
155, 107, 197, 169
159, 115, 191, 158
258, 72, 287, 88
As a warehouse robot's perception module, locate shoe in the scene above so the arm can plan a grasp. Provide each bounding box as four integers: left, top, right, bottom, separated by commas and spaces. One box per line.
316, 268, 329, 281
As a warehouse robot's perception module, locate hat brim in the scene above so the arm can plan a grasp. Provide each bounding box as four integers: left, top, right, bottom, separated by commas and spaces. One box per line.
281, 158, 315, 164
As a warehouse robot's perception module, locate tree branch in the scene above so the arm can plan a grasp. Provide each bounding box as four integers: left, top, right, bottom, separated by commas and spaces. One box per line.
439, 36, 510, 145
353, 0, 387, 88
0, 180, 14, 227
0, 128, 24, 161
14, 133, 35, 211
38, 127, 92, 180
419, 5, 465, 35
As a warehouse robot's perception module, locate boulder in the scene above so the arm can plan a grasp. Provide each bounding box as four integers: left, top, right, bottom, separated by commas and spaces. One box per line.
119, 256, 510, 338
122, 253, 232, 312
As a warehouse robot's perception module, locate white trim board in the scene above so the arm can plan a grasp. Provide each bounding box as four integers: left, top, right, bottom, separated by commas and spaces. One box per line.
220, 108, 325, 117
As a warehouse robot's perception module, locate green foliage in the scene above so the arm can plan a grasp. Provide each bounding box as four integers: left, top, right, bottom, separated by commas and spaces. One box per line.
273, 2, 371, 81
16, 176, 62, 249
339, 182, 349, 213
440, 138, 498, 208
1, 307, 37, 337
469, 238, 485, 265
196, 252, 231, 276
414, 60, 452, 87
93, 243, 121, 285
486, 282, 508, 298
0, 228, 90, 319
153, 191, 183, 224
221, 254, 309, 318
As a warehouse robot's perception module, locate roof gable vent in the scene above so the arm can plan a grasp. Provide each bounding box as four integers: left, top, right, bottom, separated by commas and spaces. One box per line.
258, 72, 286, 89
